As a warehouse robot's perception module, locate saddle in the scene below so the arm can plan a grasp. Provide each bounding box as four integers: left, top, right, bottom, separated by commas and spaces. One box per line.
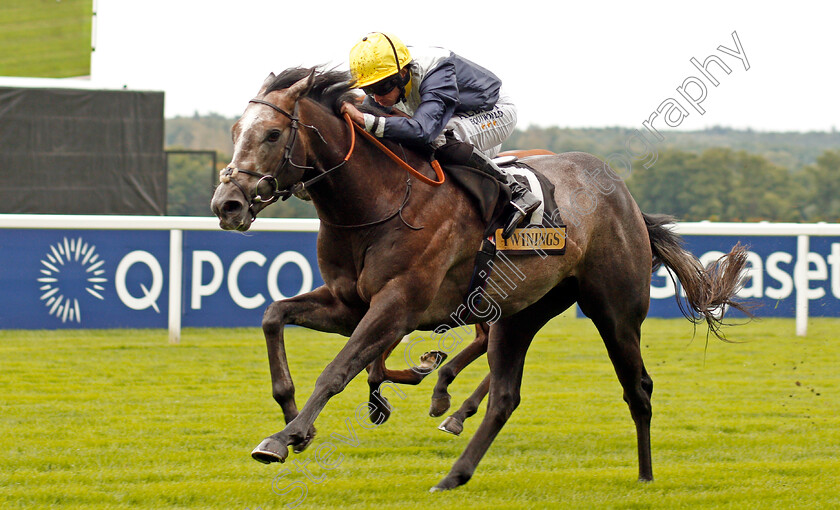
442, 149, 563, 242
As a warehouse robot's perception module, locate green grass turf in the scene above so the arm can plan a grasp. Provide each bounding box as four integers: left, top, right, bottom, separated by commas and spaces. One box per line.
0, 0, 92, 78
1, 317, 839, 509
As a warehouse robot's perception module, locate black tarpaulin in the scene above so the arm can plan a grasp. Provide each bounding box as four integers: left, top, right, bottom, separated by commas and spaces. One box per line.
0, 86, 166, 215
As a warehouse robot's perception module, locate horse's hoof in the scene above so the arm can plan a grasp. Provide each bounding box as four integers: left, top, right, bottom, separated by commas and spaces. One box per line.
251, 437, 288, 464
368, 398, 391, 425
419, 351, 448, 371
437, 416, 463, 436
430, 473, 469, 491
429, 395, 451, 417
292, 426, 317, 454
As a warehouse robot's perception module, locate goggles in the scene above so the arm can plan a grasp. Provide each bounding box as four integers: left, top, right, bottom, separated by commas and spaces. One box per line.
362, 74, 403, 96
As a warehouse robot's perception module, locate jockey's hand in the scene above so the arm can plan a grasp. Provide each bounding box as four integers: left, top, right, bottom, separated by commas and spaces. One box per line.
340, 102, 365, 126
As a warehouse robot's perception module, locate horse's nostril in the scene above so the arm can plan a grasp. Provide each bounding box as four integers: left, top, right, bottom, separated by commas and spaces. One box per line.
222, 201, 243, 215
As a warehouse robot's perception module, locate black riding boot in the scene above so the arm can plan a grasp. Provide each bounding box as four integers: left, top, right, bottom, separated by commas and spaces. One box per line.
466, 147, 542, 239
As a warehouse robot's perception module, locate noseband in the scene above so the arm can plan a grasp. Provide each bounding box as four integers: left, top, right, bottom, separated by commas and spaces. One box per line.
220, 98, 355, 219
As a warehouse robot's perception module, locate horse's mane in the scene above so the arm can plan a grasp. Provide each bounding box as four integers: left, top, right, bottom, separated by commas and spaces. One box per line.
264, 66, 357, 115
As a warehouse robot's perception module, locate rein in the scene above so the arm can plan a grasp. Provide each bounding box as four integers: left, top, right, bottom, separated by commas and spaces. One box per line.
353, 126, 445, 186
221, 97, 445, 224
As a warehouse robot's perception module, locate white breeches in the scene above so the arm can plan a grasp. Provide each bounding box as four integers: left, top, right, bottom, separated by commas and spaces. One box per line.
433, 93, 517, 158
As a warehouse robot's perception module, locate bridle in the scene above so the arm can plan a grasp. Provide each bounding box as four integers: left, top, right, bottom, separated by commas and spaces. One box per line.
219, 95, 444, 224
219, 98, 356, 219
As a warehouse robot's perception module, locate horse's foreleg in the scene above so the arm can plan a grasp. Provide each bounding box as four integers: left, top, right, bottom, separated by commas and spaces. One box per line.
430, 323, 489, 417
256, 285, 361, 459
367, 320, 489, 425
252, 287, 420, 464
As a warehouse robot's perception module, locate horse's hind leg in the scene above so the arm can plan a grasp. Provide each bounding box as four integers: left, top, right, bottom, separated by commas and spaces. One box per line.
579, 279, 653, 482
431, 283, 574, 491
597, 315, 653, 481
430, 323, 489, 417
432, 317, 534, 491
432, 283, 578, 490
365, 340, 449, 424
438, 373, 490, 436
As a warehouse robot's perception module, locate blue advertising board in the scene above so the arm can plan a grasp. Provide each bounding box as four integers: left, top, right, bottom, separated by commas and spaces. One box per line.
0, 228, 320, 330
1, 225, 839, 330
181, 230, 322, 327
650, 235, 840, 318
0, 229, 171, 329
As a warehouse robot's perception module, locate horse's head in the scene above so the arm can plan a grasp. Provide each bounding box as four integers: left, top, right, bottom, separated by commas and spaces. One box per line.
211, 71, 315, 231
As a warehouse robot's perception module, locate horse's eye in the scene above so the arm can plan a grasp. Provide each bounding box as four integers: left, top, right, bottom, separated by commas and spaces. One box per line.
267, 130, 281, 143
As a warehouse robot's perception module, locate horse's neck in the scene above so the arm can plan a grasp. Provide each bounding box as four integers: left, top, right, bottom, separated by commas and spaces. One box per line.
301, 106, 417, 224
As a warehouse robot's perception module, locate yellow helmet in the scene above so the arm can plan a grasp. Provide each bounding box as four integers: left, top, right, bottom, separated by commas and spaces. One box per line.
349, 32, 412, 89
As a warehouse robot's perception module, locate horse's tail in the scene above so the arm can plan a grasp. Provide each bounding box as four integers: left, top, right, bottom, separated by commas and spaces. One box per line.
643, 212, 752, 339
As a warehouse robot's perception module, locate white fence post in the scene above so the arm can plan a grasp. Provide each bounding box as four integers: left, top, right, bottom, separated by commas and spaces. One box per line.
795, 235, 809, 337
168, 229, 183, 344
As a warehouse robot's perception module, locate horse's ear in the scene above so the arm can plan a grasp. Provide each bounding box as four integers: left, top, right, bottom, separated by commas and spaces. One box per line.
257, 72, 276, 95
287, 68, 316, 100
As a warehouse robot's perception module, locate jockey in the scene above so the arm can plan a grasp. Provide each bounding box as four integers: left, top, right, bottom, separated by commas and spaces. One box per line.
341, 32, 541, 239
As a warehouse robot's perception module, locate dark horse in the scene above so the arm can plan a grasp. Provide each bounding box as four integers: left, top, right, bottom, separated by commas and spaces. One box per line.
210, 67, 749, 490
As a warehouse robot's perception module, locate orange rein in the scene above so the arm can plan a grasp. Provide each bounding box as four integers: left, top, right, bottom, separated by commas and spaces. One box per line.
342, 112, 445, 187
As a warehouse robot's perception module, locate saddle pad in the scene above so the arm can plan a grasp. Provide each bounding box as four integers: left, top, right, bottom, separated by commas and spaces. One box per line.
502, 162, 561, 229
498, 163, 565, 254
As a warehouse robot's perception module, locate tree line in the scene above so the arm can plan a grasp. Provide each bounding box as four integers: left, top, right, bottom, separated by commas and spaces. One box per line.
166, 116, 840, 222
624, 147, 839, 222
